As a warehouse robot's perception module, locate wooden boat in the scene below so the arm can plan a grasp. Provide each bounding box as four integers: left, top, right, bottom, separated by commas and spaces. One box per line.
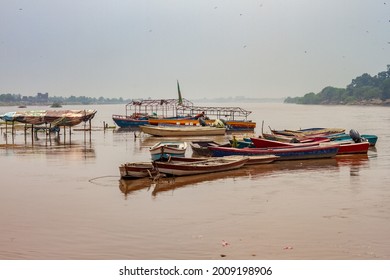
251, 137, 370, 155
112, 114, 149, 127
140, 125, 226, 137
190, 140, 230, 156
119, 162, 157, 179
149, 118, 256, 131
321, 141, 370, 155
225, 155, 279, 165
119, 156, 210, 179
153, 156, 249, 176
250, 137, 330, 148
327, 133, 378, 146
207, 145, 339, 160
149, 141, 188, 160
271, 127, 346, 137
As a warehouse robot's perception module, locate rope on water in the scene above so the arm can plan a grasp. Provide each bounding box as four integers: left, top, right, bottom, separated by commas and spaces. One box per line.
88, 175, 118, 185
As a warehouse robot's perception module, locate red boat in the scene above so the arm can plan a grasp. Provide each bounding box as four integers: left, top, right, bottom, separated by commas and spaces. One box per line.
250, 137, 370, 155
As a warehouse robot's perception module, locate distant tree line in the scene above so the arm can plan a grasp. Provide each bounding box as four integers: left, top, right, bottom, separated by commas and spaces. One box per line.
285, 65, 390, 105
0, 93, 131, 106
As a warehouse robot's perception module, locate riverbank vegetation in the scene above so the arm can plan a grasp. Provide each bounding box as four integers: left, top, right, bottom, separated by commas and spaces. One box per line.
285, 65, 390, 105
0, 94, 129, 106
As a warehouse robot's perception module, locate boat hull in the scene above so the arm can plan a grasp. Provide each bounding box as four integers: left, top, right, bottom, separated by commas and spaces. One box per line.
149, 118, 256, 131
140, 125, 226, 137
251, 137, 370, 155
149, 141, 188, 160
153, 157, 249, 176
208, 145, 339, 160
112, 114, 149, 127
119, 162, 157, 179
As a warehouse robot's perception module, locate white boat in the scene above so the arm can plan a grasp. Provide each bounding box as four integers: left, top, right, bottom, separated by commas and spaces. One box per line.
153, 156, 249, 176
149, 141, 188, 160
140, 125, 226, 137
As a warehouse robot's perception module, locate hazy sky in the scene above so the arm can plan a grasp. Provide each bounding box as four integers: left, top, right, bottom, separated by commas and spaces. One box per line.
1, 0, 389, 100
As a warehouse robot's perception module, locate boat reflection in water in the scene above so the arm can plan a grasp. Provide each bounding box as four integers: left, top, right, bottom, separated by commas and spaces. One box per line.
1, 141, 96, 160
119, 178, 154, 198
334, 154, 370, 177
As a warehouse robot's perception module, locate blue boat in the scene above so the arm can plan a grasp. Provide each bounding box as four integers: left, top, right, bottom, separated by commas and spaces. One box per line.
328, 133, 378, 146
112, 114, 149, 127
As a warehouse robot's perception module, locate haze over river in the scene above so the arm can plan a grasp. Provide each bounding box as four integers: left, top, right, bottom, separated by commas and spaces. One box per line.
1, 103, 389, 259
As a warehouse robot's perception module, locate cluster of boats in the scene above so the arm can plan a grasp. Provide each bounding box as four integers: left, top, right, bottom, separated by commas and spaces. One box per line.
119, 127, 378, 180
112, 98, 256, 132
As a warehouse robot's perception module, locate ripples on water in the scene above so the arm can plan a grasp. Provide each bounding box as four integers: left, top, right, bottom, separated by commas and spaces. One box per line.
0, 103, 389, 260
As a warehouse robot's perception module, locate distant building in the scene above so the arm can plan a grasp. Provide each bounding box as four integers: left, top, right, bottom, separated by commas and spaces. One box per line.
21, 92, 49, 104
36, 92, 49, 103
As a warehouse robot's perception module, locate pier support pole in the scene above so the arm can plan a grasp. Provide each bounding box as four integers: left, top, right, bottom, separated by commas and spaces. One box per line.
31, 124, 34, 145
89, 119, 92, 143
49, 124, 52, 146
11, 121, 15, 144
63, 126, 66, 144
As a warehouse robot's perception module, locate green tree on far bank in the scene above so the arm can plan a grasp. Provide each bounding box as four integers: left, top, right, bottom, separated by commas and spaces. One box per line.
285, 65, 390, 105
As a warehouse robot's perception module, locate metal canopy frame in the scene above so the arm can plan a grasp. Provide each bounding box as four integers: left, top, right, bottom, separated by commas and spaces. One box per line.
176, 105, 252, 121
124, 99, 252, 121
124, 98, 193, 118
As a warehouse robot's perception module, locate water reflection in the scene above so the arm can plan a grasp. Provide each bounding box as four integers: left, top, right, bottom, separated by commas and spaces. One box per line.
0, 141, 96, 160
118, 157, 344, 197
119, 178, 153, 198
334, 154, 370, 177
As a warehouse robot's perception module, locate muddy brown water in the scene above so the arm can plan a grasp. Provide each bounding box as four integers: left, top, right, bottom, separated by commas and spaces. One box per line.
1, 103, 389, 259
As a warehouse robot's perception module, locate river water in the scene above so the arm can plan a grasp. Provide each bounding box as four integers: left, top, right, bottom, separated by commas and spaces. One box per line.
0, 103, 389, 260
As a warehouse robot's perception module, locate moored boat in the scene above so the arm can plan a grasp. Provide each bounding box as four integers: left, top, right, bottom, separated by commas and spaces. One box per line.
140, 125, 226, 137
153, 156, 249, 176
328, 133, 378, 146
321, 141, 370, 155
149, 141, 188, 160
149, 118, 256, 131
119, 162, 157, 179
250, 137, 330, 148
271, 127, 346, 137
112, 114, 149, 127
190, 140, 230, 156
207, 145, 339, 160
251, 137, 370, 155
225, 155, 279, 165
